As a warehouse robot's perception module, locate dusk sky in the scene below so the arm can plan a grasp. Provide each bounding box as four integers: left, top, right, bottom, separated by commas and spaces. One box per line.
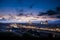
0, 0, 60, 23
0, 0, 60, 15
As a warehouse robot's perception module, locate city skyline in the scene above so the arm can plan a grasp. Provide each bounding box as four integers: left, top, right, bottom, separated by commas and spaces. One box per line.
0, 0, 60, 23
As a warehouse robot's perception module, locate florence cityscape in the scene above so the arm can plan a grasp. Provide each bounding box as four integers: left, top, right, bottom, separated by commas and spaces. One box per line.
0, 0, 60, 39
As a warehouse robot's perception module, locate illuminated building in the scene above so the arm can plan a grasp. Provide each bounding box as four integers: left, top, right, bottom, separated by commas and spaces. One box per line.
28, 20, 32, 24
10, 24, 18, 28
40, 20, 48, 24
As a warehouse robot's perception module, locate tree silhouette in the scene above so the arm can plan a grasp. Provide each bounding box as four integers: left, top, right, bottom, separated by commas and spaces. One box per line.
38, 7, 60, 16
46, 10, 56, 15
18, 9, 24, 16
56, 6, 60, 12
29, 4, 34, 9
18, 13, 23, 16
38, 11, 47, 16
56, 6, 60, 18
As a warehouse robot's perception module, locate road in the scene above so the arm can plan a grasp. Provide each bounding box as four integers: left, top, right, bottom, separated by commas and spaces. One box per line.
13, 24, 60, 32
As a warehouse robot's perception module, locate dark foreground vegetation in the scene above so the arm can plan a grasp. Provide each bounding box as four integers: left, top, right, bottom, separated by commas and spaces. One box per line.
0, 32, 60, 40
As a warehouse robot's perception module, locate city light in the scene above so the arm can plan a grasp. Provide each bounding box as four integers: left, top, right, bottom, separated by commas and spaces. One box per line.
0, 15, 58, 23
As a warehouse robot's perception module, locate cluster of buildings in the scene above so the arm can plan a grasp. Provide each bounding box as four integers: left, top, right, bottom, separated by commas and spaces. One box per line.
0, 15, 48, 25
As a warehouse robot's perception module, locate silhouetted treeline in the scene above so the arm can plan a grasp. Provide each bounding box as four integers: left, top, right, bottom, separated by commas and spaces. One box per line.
38, 6, 60, 18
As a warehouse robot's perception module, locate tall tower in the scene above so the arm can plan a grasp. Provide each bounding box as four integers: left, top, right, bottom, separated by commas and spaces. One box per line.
45, 20, 48, 24
40, 20, 48, 24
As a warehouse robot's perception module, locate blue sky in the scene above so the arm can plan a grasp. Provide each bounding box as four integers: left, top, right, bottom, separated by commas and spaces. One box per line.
0, 0, 60, 15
